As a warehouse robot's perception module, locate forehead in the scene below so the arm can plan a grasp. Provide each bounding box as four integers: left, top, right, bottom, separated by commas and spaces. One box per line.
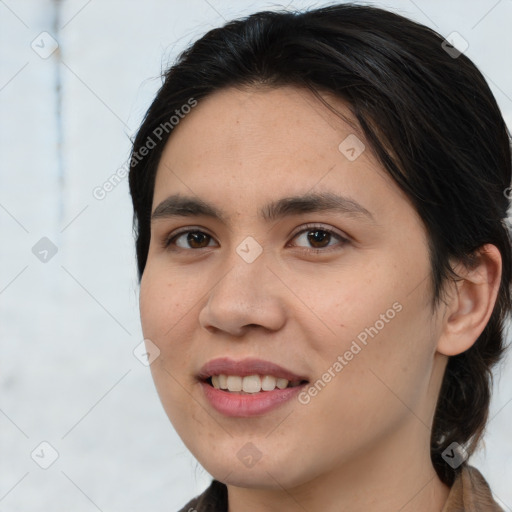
152, 85, 400, 219
158, 84, 359, 157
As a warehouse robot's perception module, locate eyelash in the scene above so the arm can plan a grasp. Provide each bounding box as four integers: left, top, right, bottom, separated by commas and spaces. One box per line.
161, 223, 349, 254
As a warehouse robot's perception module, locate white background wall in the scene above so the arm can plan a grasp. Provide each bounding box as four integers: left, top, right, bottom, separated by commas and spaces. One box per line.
1, 0, 511, 510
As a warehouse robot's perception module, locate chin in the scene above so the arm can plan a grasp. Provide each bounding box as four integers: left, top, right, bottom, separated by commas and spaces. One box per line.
201, 454, 312, 491
218, 468, 296, 490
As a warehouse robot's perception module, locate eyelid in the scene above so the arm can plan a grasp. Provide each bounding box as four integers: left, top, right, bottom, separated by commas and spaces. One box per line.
288, 222, 349, 242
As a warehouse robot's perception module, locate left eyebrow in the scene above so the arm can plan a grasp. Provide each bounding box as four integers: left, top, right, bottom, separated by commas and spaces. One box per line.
151, 191, 375, 224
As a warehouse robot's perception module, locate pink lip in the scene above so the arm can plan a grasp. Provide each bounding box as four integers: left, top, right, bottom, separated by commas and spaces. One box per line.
197, 357, 309, 417
200, 381, 308, 417
197, 357, 309, 382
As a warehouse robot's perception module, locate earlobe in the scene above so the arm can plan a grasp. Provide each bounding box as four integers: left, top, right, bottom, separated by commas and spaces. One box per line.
436, 244, 502, 357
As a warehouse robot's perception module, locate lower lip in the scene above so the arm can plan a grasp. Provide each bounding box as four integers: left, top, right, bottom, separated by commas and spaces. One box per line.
200, 381, 307, 417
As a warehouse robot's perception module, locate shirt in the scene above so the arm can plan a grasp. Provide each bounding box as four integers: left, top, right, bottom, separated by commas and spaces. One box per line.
176, 465, 504, 511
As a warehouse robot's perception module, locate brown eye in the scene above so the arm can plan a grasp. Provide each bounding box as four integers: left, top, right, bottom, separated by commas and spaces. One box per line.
163, 230, 217, 250
184, 231, 211, 249
291, 224, 348, 252
307, 229, 332, 248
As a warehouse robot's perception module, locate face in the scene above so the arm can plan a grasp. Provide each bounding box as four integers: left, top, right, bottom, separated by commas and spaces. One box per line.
139, 85, 446, 489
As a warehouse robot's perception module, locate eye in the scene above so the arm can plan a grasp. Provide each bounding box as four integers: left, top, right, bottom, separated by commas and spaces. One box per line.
161, 224, 349, 253
289, 224, 349, 252
162, 228, 217, 250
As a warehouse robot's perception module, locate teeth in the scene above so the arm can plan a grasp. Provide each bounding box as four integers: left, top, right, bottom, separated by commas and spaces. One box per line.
242, 375, 261, 393
276, 378, 289, 390
261, 375, 277, 391
211, 375, 221, 389
226, 375, 242, 392
209, 374, 304, 393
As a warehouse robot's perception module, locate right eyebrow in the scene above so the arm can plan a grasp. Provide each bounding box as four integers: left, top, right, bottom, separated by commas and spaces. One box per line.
151, 194, 226, 222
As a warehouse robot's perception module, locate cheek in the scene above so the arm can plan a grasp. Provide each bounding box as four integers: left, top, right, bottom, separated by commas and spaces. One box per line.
334, 293, 435, 425
139, 267, 200, 420
293, 257, 435, 402
284, 259, 399, 351
139, 267, 200, 374
298, 306, 435, 462
140, 266, 190, 336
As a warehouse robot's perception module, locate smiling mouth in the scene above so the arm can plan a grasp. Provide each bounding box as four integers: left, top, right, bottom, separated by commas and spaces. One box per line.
203, 375, 309, 394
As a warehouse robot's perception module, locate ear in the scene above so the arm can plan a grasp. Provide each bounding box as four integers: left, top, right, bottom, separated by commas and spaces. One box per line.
436, 244, 502, 357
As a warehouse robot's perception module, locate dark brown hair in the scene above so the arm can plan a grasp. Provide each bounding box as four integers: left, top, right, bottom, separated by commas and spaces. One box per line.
128, 3, 512, 486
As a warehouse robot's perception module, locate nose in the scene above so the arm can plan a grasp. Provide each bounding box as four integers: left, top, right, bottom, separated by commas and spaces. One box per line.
198, 250, 287, 337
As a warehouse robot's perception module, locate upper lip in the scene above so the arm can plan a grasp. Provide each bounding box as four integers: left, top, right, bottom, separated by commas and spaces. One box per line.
197, 357, 309, 382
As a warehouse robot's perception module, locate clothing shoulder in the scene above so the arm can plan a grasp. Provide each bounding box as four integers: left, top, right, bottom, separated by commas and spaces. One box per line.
442, 465, 504, 512
176, 480, 228, 512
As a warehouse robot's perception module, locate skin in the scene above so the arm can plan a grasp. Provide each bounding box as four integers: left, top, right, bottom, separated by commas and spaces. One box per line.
139, 85, 502, 512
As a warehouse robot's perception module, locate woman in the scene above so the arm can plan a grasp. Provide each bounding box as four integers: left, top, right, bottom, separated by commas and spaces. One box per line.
128, 4, 511, 510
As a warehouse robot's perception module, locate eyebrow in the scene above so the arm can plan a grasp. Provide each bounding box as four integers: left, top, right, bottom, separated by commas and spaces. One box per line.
151, 191, 375, 224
